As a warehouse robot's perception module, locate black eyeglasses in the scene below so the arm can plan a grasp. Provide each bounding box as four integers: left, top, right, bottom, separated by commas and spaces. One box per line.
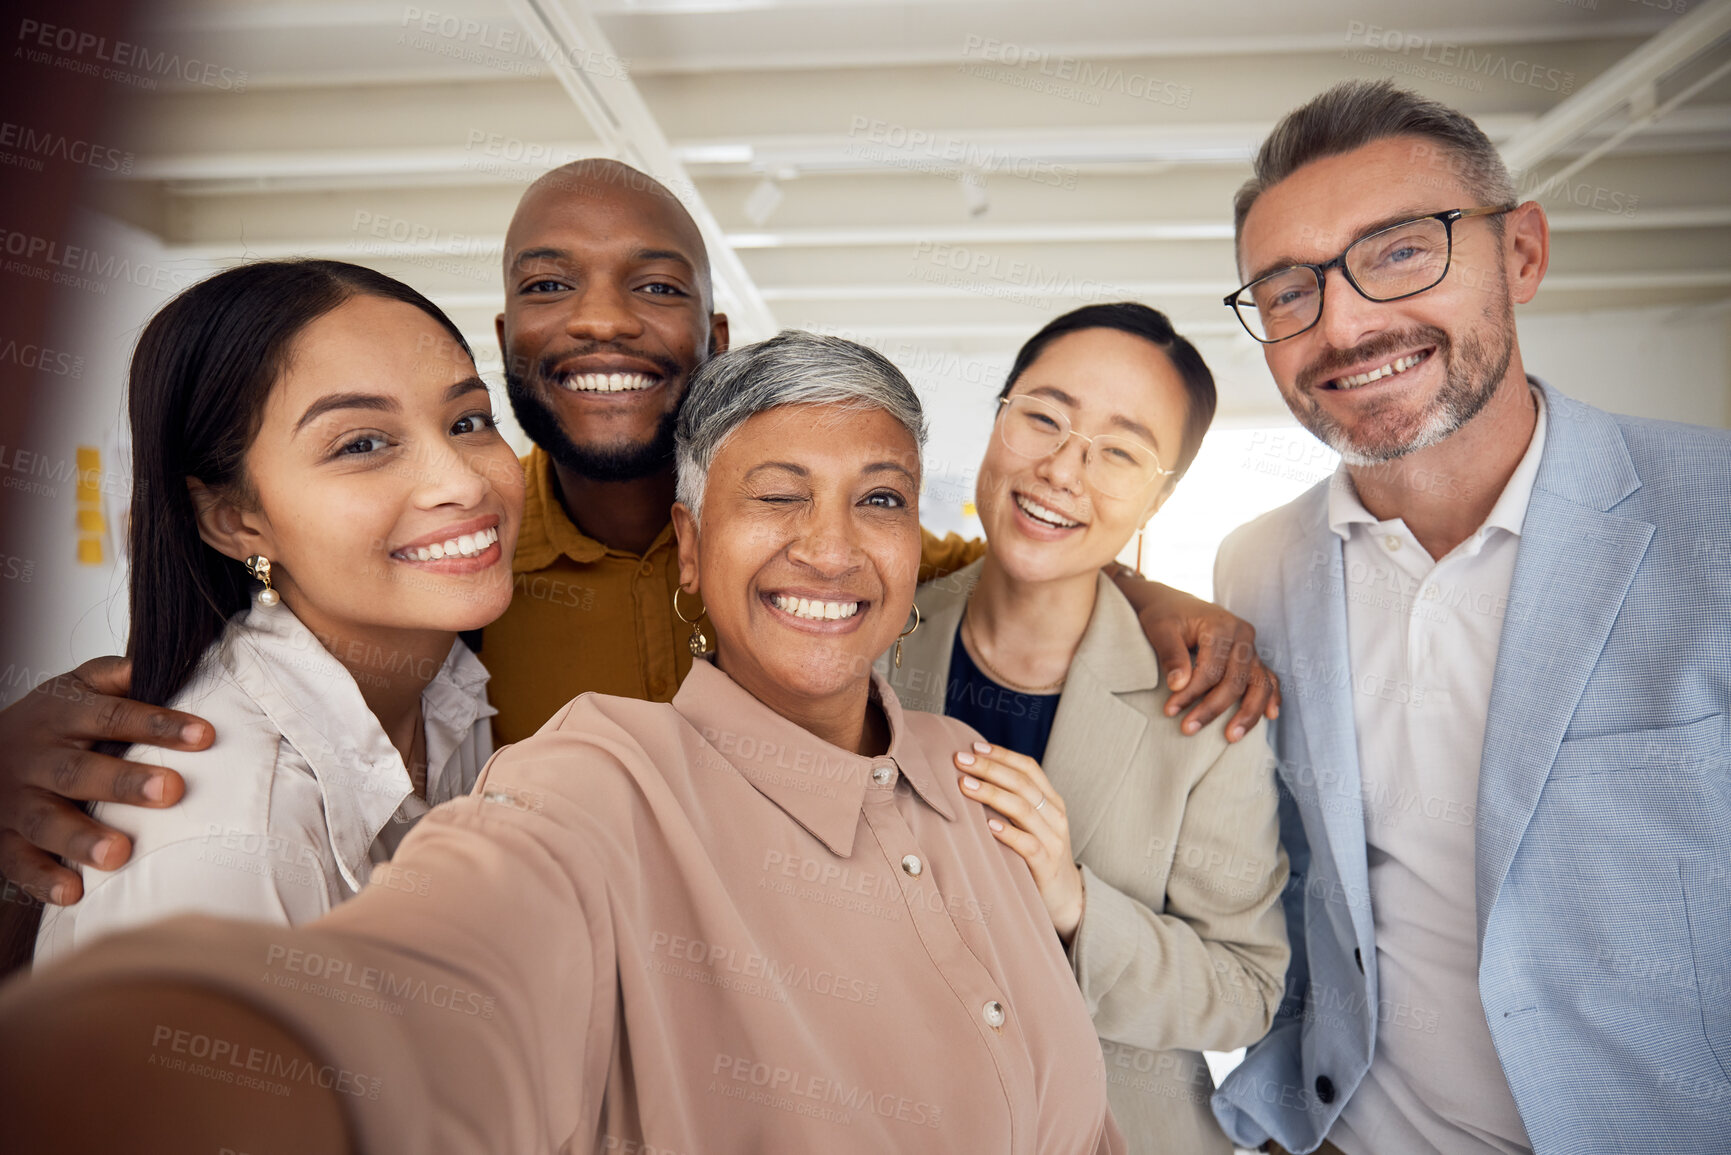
1224, 205, 1516, 344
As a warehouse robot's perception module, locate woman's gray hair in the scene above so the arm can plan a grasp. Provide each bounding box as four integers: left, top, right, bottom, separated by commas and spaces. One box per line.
674, 330, 928, 522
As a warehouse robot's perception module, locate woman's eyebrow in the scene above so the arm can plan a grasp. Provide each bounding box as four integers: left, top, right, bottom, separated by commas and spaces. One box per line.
862, 462, 917, 484
294, 378, 486, 435
1024, 384, 1079, 408
1106, 413, 1159, 449
744, 461, 807, 481
294, 392, 397, 433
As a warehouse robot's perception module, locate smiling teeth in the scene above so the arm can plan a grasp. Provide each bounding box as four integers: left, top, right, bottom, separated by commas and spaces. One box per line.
396, 526, 499, 562
1015, 493, 1080, 529
560, 372, 656, 393
771, 594, 860, 621
1337, 351, 1427, 389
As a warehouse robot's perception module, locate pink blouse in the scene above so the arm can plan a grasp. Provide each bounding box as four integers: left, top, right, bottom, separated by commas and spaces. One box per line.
25, 659, 1123, 1154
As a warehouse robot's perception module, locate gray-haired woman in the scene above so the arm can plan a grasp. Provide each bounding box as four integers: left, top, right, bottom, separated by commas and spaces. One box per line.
0, 331, 1126, 1155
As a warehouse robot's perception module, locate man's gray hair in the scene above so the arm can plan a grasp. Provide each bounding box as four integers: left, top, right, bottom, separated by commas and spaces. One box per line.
1233, 79, 1515, 247
674, 330, 928, 522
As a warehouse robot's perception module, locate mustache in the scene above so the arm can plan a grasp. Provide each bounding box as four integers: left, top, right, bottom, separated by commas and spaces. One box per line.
536, 341, 684, 384
1297, 326, 1449, 392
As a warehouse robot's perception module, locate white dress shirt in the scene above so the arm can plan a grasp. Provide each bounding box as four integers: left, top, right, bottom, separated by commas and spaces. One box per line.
36, 601, 495, 965
1326, 388, 1546, 1155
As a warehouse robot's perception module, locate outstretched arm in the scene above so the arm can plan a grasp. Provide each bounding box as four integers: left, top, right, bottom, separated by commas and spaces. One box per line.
0, 657, 208, 905
0, 977, 350, 1155
0, 764, 609, 1152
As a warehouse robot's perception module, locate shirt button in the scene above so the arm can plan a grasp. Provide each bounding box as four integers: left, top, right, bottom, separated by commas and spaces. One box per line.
1315, 1075, 1336, 1104
871, 765, 894, 786
1383, 534, 1402, 552
982, 1000, 1005, 1029
1423, 586, 1439, 601
901, 854, 922, 877
638, 561, 653, 576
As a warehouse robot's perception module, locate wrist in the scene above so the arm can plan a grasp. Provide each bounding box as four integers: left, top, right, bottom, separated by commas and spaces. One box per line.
1055, 864, 1086, 945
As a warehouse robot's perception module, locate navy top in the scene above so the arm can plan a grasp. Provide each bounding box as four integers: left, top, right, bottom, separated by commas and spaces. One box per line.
944, 627, 1063, 762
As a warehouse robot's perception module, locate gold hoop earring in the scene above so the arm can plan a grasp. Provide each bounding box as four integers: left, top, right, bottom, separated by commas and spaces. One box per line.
672, 587, 713, 656
243, 555, 279, 607
893, 603, 921, 669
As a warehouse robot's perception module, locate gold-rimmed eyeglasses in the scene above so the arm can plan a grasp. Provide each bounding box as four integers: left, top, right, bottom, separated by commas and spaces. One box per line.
995, 394, 1169, 499
1224, 205, 1516, 344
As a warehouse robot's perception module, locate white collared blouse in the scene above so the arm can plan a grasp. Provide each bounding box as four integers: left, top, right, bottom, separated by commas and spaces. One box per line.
36, 601, 495, 964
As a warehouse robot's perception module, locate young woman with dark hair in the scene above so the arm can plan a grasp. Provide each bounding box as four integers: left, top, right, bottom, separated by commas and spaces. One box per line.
889, 302, 1291, 1154
35, 259, 523, 962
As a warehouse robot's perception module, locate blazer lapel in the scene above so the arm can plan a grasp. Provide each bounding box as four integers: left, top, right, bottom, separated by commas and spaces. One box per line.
1474, 385, 1652, 943
1043, 575, 1157, 857
1280, 504, 1376, 949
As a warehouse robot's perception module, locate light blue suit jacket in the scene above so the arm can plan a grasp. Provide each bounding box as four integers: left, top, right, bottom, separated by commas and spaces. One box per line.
1210, 381, 1731, 1153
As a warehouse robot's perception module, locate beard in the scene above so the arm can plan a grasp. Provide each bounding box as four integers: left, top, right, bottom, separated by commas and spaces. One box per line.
505, 350, 685, 483
1290, 287, 1515, 466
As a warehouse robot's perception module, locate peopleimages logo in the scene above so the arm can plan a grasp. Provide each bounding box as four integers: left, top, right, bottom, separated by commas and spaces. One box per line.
15, 18, 249, 91
1342, 22, 1576, 95
150, 1025, 383, 1100
0, 121, 132, 174
263, 943, 497, 1018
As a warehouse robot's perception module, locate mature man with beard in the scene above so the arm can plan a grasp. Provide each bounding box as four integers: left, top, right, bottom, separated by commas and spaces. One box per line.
0, 157, 1276, 921
1207, 81, 1731, 1155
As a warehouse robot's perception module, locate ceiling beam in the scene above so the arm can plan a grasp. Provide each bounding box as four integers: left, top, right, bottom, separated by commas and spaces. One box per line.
1500, 0, 1731, 175
753, 269, 1731, 303
155, 204, 1731, 265
115, 105, 1731, 196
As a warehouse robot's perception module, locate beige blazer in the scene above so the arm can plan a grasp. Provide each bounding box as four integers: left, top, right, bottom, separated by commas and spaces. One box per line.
884, 560, 1291, 1155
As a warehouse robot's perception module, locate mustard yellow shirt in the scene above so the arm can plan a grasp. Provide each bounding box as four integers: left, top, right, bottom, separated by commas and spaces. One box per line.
481, 448, 983, 742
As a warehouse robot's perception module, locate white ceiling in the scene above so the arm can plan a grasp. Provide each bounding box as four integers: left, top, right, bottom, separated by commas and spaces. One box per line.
97, 0, 1731, 423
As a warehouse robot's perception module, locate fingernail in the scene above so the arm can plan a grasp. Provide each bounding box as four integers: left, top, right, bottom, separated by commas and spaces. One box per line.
972, 741, 991, 754
49, 883, 68, 905
91, 836, 117, 866
142, 775, 167, 802
987, 819, 1004, 832
1169, 671, 1188, 690
962, 776, 981, 790
1228, 725, 1244, 742
1269, 705, 1280, 719
181, 722, 206, 744
955, 751, 975, 766
1184, 719, 1199, 734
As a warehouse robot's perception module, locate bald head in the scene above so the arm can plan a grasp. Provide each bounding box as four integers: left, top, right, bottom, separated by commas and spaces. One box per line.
495, 156, 730, 488
506, 158, 713, 308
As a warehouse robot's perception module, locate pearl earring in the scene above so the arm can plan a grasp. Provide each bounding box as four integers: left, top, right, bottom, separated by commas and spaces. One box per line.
243, 555, 279, 607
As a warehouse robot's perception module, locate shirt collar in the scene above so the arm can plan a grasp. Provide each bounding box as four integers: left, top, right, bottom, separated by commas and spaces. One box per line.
672, 658, 955, 858
513, 445, 677, 572
220, 602, 494, 891
1328, 380, 1549, 543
